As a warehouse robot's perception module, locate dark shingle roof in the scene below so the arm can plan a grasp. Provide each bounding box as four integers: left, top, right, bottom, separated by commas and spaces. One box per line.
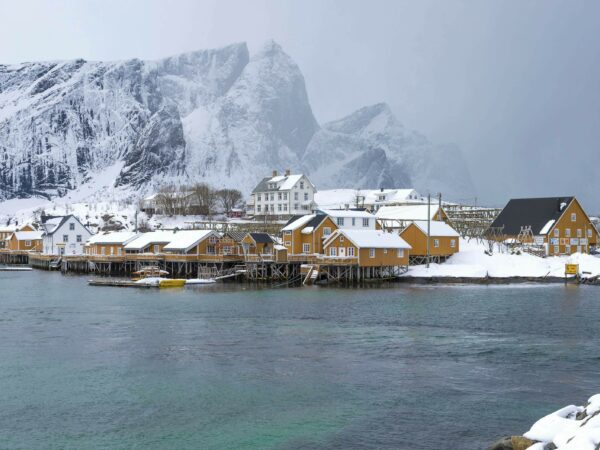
252, 177, 271, 194
283, 213, 328, 230
249, 232, 274, 244
489, 197, 575, 235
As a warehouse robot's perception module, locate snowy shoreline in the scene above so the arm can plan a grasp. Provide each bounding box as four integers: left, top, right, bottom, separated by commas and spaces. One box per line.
487, 394, 600, 450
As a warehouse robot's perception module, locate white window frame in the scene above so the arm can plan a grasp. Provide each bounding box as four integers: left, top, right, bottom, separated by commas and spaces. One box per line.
302, 243, 310, 254
154, 244, 160, 253
336, 217, 344, 226
571, 213, 577, 222
369, 248, 375, 258
565, 245, 571, 253
450, 239, 456, 248
577, 229, 582, 238
362, 218, 369, 227
348, 247, 355, 257
330, 247, 337, 256
323, 227, 331, 236
433, 239, 440, 248
553, 245, 559, 254
397, 248, 404, 257
554, 228, 559, 237
565, 228, 571, 237
25, 240, 31, 247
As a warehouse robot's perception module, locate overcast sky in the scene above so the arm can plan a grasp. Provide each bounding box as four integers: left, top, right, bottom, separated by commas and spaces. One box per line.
1, 0, 599, 209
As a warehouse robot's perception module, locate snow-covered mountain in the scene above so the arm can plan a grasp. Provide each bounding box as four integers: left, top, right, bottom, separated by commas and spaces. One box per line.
0, 40, 475, 204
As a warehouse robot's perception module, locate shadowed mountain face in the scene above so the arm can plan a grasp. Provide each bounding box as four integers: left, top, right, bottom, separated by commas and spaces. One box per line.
0, 40, 475, 202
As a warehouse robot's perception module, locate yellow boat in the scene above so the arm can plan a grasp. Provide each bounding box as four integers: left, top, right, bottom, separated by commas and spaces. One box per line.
158, 279, 186, 288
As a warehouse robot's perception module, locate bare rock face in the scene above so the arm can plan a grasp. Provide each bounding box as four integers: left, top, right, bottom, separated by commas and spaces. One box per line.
486, 436, 538, 450
0, 41, 475, 202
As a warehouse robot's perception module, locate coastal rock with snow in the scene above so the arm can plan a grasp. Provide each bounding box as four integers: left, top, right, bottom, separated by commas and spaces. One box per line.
0, 40, 475, 205
487, 394, 600, 450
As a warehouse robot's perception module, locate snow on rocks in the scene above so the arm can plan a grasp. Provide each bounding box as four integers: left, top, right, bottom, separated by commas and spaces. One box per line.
403, 239, 600, 280
487, 395, 600, 450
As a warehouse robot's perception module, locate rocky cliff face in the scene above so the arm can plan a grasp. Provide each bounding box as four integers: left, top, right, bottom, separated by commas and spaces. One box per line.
0, 40, 475, 202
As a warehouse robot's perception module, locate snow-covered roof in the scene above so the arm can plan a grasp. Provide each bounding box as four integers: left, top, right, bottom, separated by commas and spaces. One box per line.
314, 188, 423, 209
319, 209, 375, 219
325, 229, 411, 249
86, 231, 139, 245
0, 225, 17, 233
301, 227, 314, 234
539, 219, 556, 235
376, 204, 441, 222
408, 221, 459, 237
282, 214, 315, 231
274, 244, 287, 251
162, 230, 217, 252
13, 231, 44, 241
252, 173, 313, 193
124, 231, 179, 250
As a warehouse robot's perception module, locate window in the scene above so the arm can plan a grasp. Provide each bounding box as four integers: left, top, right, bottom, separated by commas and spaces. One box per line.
362, 218, 369, 227
554, 229, 559, 237
323, 227, 331, 236
69, 223, 75, 231
302, 205, 310, 211
283, 193, 288, 200
369, 248, 375, 258
257, 205, 261, 212
571, 213, 577, 222
222, 246, 231, 255
257, 194, 261, 201
348, 247, 355, 256
278, 192, 282, 200
76, 235, 82, 243
304, 192, 308, 201
336, 217, 344, 226
340, 236, 344, 243
110, 247, 114, 255
270, 193, 274, 201
450, 239, 456, 248
352, 218, 356, 226
330, 247, 337, 256
100, 247, 105, 255
303, 243, 310, 253
294, 203, 299, 210
294, 192, 298, 200
63, 235, 69, 242
565, 245, 571, 254
284, 230, 292, 235
285, 241, 291, 247
25, 240, 31, 247
433, 239, 439, 248
577, 229, 582, 238
397, 249, 404, 257
588, 229, 593, 237
565, 228, 571, 237
154, 244, 160, 253
300, 181, 304, 189
378, 195, 385, 201
117, 248, 122, 256
265, 205, 269, 212
384, 249, 388, 254
284, 204, 288, 211
207, 245, 215, 254
554, 245, 560, 254
209, 236, 217, 244
278, 204, 282, 212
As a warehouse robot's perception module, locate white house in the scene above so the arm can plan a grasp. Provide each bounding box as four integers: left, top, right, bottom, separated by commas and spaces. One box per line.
251, 170, 316, 217
315, 188, 424, 212
318, 209, 377, 230
41, 215, 93, 255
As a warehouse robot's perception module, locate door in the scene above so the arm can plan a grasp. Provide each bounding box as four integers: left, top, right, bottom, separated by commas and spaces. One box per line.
339, 247, 346, 257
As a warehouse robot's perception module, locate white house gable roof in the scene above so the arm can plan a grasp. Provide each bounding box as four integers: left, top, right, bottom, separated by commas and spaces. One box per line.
376, 205, 441, 222
14, 231, 44, 241
86, 231, 139, 245
324, 229, 411, 249
124, 231, 177, 251
409, 221, 459, 237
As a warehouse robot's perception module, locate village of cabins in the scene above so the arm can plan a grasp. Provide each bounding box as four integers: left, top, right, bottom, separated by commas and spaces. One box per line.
1, 169, 598, 283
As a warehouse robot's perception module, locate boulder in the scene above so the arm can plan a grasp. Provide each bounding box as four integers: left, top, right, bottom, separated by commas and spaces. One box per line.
486, 436, 538, 450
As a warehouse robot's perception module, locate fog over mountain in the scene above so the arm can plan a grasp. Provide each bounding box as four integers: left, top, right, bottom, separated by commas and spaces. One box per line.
0, 40, 474, 201
1, 0, 599, 209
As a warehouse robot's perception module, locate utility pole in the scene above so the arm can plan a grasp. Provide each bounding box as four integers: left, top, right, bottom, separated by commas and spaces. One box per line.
134, 209, 138, 233
427, 193, 431, 268
438, 192, 442, 220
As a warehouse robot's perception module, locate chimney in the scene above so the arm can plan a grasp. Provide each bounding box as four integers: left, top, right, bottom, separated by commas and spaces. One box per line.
285, 169, 291, 176
272, 170, 278, 177
380, 187, 384, 192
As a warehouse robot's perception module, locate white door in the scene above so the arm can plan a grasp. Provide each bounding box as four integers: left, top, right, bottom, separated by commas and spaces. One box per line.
339, 247, 346, 257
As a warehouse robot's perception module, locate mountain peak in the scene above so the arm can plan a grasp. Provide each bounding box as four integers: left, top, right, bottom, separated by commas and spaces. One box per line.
324, 102, 401, 137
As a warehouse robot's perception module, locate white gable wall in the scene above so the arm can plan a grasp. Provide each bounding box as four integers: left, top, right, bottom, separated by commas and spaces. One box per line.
43, 217, 93, 255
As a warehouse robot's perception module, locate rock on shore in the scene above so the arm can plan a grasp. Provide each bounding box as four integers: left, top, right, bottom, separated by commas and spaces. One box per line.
487, 394, 600, 449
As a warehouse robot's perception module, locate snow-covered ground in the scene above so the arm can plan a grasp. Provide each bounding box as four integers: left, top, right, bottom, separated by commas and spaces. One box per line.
523, 394, 600, 449
404, 239, 600, 279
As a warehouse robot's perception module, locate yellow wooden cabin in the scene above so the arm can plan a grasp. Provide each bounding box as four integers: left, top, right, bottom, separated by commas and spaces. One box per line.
281, 214, 338, 255
85, 231, 139, 257
6, 231, 44, 252
216, 231, 246, 257
241, 233, 275, 256
400, 221, 460, 263
489, 197, 599, 256
322, 229, 411, 267
161, 230, 221, 256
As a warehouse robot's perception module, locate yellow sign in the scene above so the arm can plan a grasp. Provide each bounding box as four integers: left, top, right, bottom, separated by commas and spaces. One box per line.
565, 264, 579, 275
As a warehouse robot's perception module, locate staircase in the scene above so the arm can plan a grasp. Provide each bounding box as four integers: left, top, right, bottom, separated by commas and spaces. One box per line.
303, 264, 321, 285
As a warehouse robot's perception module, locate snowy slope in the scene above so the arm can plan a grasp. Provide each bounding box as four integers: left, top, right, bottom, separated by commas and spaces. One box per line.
0, 40, 475, 206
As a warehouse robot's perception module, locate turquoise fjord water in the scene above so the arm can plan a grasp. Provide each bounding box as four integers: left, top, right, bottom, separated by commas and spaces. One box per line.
0, 271, 599, 449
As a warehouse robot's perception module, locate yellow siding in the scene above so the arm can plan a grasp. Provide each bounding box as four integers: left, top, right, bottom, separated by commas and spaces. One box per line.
546, 199, 599, 255
399, 223, 459, 257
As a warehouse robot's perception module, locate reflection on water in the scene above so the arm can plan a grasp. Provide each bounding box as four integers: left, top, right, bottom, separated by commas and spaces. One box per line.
0, 271, 599, 449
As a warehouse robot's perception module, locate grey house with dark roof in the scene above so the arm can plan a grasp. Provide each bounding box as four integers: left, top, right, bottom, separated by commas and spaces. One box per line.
489, 197, 598, 255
